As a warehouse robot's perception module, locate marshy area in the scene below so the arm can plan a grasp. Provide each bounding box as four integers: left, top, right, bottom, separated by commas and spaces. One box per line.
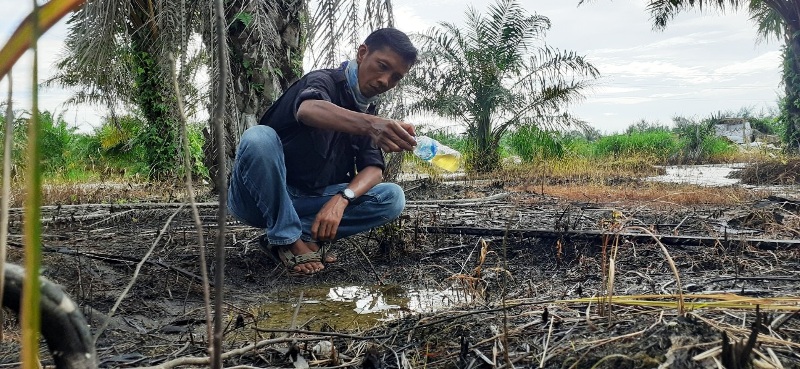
1, 159, 799, 368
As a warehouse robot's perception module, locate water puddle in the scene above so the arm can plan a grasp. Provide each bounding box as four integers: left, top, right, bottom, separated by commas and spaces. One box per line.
646, 163, 800, 197
253, 284, 473, 330
646, 164, 745, 186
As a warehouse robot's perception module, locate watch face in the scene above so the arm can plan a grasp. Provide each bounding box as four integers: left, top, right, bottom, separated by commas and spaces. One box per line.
343, 188, 355, 199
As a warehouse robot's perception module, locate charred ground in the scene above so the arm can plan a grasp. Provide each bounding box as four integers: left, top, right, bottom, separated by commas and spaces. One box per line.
1, 167, 799, 368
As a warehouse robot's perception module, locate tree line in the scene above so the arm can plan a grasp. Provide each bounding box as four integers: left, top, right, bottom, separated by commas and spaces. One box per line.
35, 0, 800, 188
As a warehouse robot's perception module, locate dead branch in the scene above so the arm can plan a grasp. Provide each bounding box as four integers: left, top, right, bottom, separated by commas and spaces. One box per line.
93, 205, 187, 343
406, 192, 511, 205
5, 241, 210, 286
419, 226, 800, 250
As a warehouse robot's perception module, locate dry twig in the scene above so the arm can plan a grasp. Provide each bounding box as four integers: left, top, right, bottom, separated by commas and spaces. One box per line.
92, 204, 186, 344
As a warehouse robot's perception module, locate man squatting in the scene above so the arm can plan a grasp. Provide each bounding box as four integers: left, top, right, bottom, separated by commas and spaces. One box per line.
228, 28, 419, 275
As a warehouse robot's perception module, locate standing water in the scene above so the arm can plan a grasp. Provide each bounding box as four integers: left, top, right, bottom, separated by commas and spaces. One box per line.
646, 163, 800, 197
646, 164, 745, 186
253, 284, 474, 329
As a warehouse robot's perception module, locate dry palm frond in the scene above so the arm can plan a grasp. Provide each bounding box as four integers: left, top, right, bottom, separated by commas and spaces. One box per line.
558, 293, 800, 312
446, 238, 493, 302
307, 0, 396, 69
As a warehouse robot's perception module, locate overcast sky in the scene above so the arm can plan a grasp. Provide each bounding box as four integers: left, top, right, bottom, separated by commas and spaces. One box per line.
0, 0, 784, 134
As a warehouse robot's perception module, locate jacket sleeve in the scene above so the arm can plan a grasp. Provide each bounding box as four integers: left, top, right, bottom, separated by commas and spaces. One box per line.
292, 71, 337, 121
352, 135, 386, 173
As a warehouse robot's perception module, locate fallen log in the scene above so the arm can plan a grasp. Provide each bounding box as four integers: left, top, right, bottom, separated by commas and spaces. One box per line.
418, 226, 800, 250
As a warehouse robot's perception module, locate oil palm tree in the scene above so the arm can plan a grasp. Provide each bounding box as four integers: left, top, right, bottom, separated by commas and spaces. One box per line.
579, 0, 800, 152
48, 0, 304, 182
199, 0, 307, 187
50, 0, 397, 185
48, 0, 203, 178
408, 0, 599, 173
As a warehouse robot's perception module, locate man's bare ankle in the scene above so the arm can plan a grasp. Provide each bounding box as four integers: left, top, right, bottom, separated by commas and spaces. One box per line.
290, 239, 313, 253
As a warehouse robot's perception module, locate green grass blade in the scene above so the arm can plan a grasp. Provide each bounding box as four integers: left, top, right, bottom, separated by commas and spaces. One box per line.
20, 1, 42, 366
0, 71, 11, 342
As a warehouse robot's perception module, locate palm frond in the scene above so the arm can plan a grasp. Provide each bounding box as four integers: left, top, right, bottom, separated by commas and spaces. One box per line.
750, 1, 783, 42
308, 0, 396, 69
365, 0, 394, 30
647, 0, 746, 30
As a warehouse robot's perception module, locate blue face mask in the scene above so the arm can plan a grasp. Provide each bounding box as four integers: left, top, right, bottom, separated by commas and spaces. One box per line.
345, 59, 379, 112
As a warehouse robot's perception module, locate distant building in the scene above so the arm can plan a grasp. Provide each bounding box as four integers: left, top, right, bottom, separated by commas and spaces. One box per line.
713, 118, 753, 145
713, 118, 781, 148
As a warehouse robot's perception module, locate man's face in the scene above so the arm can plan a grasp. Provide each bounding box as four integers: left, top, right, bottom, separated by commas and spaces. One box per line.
356, 44, 412, 98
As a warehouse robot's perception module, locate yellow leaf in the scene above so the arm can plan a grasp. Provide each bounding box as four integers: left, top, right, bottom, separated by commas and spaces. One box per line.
0, 0, 87, 80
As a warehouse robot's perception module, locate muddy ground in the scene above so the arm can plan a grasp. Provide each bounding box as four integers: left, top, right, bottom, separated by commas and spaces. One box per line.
1, 173, 800, 368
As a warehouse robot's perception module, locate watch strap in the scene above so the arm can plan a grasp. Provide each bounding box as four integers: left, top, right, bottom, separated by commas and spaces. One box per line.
338, 189, 355, 203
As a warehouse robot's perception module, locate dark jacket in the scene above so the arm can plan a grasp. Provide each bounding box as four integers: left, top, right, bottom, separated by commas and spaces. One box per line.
259, 65, 385, 194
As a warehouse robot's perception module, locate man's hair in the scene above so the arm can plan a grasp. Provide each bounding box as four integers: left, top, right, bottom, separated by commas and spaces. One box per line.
364, 28, 418, 65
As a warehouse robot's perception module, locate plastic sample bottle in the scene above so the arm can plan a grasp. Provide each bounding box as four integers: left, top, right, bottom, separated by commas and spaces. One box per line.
412, 136, 461, 172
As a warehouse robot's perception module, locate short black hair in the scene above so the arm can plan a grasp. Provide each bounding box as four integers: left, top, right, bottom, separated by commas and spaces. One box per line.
364, 28, 418, 65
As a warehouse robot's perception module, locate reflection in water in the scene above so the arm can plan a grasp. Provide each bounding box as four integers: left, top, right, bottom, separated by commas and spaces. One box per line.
258, 284, 473, 329
327, 285, 470, 318
406, 287, 472, 313
646, 163, 800, 196
327, 286, 400, 314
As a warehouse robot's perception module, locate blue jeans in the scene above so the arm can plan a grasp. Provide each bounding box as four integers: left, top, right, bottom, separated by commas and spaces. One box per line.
228, 125, 405, 246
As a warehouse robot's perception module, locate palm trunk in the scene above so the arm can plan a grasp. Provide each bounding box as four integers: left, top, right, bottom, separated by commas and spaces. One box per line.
783, 22, 800, 153
203, 0, 306, 192
129, 3, 179, 179
471, 115, 500, 173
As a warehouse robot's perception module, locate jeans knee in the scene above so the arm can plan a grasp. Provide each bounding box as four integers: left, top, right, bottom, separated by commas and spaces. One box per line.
380, 183, 405, 220
239, 125, 280, 158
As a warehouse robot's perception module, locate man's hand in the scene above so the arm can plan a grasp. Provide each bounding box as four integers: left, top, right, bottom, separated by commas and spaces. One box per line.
369, 118, 417, 153
311, 195, 348, 241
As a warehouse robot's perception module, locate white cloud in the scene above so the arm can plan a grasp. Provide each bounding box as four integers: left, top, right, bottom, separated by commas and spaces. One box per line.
587, 96, 655, 105
649, 92, 694, 99
714, 51, 782, 75
598, 60, 714, 84
591, 86, 643, 94
644, 33, 717, 49
393, 5, 433, 34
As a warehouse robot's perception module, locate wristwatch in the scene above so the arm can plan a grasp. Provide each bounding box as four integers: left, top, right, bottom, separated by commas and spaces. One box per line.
338, 188, 356, 203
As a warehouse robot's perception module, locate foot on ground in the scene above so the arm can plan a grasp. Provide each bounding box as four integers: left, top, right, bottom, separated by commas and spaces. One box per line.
272, 240, 325, 275
307, 241, 338, 263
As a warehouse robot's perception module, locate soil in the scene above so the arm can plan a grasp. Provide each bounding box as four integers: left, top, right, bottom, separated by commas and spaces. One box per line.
1, 172, 800, 368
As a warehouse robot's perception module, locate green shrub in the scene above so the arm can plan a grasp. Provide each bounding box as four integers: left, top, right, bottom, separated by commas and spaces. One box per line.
593, 130, 678, 162
671, 117, 737, 164
38, 111, 75, 173
186, 122, 208, 179
0, 111, 26, 176
509, 125, 564, 162
702, 135, 737, 160
561, 136, 593, 158
95, 115, 150, 176
1, 110, 78, 177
